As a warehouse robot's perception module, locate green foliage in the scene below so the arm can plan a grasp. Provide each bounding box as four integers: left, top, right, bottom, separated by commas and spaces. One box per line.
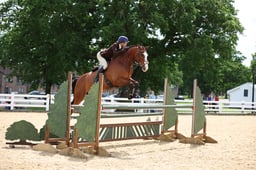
174, 0, 245, 96
74, 83, 99, 142
39, 126, 46, 140
251, 53, 256, 80
135, 56, 183, 95
5, 120, 40, 141
46, 80, 68, 138
217, 59, 250, 97
0, 0, 97, 93
193, 86, 205, 134
39, 125, 60, 140
164, 86, 177, 131
0, 0, 247, 96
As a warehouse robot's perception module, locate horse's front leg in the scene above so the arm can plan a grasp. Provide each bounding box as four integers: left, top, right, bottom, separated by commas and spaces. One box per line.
128, 78, 139, 99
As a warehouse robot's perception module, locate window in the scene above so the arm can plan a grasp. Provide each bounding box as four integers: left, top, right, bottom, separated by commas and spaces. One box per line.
244, 89, 248, 97
18, 87, 24, 93
16, 77, 22, 85
5, 77, 13, 83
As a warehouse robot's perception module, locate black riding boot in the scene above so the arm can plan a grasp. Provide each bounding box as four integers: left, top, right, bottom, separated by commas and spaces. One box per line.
94, 66, 104, 83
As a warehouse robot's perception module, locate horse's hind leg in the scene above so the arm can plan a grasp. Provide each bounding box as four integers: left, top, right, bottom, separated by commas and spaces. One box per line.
72, 73, 95, 104
128, 80, 139, 99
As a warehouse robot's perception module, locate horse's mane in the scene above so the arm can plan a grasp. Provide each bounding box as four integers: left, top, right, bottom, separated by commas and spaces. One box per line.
126, 45, 137, 49
113, 45, 137, 59
126, 45, 143, 50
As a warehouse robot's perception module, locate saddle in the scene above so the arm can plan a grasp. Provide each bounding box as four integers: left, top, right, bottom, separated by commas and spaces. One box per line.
92, 66, 98, 72
92, 66, 113, 87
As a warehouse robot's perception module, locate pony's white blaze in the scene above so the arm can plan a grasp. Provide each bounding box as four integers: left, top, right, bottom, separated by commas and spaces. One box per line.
142, 51, 149, 72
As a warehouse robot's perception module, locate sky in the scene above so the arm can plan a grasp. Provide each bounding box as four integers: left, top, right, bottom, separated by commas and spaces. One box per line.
233, 0, 256, 67
0, 0, 255, 67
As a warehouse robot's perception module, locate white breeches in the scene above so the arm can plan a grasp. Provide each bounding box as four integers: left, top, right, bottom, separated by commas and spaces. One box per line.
97, 52, 108, 70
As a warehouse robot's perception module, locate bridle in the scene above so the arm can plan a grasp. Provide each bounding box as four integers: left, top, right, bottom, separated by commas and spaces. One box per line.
135, 47, 149, 68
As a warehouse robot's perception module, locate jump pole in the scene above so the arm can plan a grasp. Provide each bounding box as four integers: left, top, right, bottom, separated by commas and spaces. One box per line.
72, 73, 215, 146
102, 78, 192, 110
94, 73, 103, 152
65, 71, 72, 146
101, 78, 186, 140
162, 78, 169, 132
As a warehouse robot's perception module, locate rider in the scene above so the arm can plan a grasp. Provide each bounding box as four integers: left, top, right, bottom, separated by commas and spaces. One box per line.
94, 35, 129, 82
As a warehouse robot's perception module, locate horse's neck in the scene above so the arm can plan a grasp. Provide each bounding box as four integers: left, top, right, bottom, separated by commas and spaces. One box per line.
112, 50, 134, 67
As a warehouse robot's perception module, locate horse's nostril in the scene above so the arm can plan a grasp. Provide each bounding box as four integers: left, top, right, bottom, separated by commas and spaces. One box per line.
142, 66, 148, 72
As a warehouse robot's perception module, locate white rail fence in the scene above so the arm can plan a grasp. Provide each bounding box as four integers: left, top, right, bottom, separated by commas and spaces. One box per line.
0, 93, 256, 114
0, 93, 52, 111
102, 97, 256, 115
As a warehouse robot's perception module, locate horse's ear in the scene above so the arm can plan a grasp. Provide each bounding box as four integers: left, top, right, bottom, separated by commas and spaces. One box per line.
145, 46, 150, 50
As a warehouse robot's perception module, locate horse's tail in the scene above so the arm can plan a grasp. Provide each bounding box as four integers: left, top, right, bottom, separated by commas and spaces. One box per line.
72, 78, 78, 94
71, 78, 78, 104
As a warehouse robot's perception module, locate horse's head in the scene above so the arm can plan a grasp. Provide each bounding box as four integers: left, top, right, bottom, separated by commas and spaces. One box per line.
128, 45, 149, 72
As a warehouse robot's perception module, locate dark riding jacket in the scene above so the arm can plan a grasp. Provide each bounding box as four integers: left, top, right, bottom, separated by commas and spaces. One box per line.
100, 42, 127, 61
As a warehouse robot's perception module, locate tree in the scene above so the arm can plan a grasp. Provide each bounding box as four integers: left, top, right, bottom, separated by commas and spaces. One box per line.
0, 0, 98, 93
250, 53, 256, 101
217, 59, 251, 98
251, 53, 256, 75
0, 0, 245, 97
165, 0, 244, 96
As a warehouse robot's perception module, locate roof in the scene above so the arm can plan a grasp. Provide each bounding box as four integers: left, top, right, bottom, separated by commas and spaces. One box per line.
227, 82, 252, 94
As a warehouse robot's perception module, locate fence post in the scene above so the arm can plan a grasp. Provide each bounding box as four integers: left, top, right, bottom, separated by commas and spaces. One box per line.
139, 98, 144, 113
218, 100, 222, 114
241, 102, 245, 114
10, 92, 15, 110
46, 94, 50, 111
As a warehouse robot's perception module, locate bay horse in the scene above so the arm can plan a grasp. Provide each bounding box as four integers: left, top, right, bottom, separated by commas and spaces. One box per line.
72, 45, 149, 105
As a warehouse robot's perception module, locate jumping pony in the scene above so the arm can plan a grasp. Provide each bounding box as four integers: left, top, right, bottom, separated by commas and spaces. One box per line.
72, 45, 149, 104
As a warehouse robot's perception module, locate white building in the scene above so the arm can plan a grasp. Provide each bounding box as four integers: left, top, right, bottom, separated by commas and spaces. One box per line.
227, 82, 256, 102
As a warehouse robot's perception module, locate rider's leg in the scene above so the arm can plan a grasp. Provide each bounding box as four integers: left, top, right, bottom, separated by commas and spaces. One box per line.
94, 65, 104, 82
94, 52, 108, 83
97, 52, 108, 70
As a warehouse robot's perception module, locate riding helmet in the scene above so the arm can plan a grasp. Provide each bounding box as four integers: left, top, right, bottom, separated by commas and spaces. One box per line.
117, 36, 129, 43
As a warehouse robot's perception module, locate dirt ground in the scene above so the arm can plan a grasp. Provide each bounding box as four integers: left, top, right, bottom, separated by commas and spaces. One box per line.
0, 112, 256, 170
